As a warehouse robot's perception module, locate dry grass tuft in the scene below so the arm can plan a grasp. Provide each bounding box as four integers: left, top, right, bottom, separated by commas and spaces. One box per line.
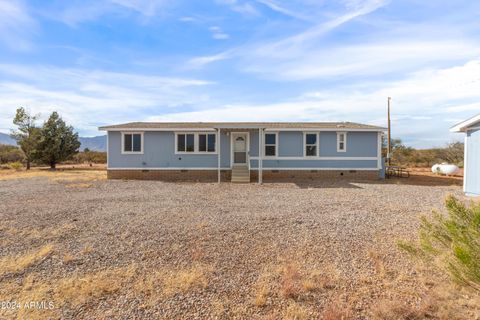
134, 265, 209, 304
368, 250, 386, 276
65, 183, 92, 188
2, 224, 75, 242
281, 263, 303, 299
372, 298, 436, 320
163, 265, 208, 296
281, 261, 340, 299
62, 253, 76, 264
82, 245, 94, 254
254, 283, 269, 307
0, 244, 54, 276
56, 265, 137, 306
253, 261, 342, 308
0, 169, 106, 181
134, 270, 164, 302
15, 274, 58, 320
134, 264, 210, 304
284, 302, 309, 320
191, 244, 205, 262
322, 301, 353, 320
211, 298, 226, 317
253, 267, 275, 307
302, 265, 340, 291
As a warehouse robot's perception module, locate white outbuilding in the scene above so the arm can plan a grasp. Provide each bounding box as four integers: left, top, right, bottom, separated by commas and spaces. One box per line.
450, 114, 480, 196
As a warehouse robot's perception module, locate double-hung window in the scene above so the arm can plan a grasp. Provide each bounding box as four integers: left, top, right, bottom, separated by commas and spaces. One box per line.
305, 133, 318, 157
337, 132, 347, 152
198, 133, 216, 153
177, 133, 195, 153
122, 133, 143, 154
264, 133, 277, 157
176, 133, 216, 153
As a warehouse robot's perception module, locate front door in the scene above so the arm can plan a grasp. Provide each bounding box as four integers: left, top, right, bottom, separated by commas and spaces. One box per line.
232, 133, 248, 165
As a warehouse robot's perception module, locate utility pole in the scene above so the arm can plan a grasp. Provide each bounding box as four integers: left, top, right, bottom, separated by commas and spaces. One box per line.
387, 97, 391, 166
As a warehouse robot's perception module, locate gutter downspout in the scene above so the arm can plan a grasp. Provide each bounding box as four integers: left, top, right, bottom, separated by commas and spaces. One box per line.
217, 128, 221, 184
259, 128, 263, 184
463, 134, 468, 193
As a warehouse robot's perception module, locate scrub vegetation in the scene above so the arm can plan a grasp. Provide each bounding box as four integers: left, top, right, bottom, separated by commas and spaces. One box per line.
387, 138, 464, 168
399, 195, 480, 291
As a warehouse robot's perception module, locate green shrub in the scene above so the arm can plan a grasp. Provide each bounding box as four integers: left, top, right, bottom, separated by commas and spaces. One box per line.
72, 151, 107, 164
399, 196, 480, 291
8, 161, 23, 170
0, 144, 25, 164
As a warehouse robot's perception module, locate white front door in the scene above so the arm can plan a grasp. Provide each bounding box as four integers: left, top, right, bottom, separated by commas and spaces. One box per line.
232, 133, 248, 165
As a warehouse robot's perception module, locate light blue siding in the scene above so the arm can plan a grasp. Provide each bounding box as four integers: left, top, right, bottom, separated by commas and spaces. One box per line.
278, 132, 303, 156
465, 128, 480, 196
108, 129, 380, 172
319, 131, 378, 157
250, 159, 377, 169
249, 131, 259, 157
108, 131, 230, 168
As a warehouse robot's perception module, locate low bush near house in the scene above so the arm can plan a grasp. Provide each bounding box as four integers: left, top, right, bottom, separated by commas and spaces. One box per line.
8, 161, 23, 170
72, 151, 107, 164
398, 195, 480, 290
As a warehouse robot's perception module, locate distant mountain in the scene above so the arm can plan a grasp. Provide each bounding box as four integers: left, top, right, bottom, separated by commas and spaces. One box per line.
79, 135, 107, 152
0, 132, 16, 146
0, 132, 106, 152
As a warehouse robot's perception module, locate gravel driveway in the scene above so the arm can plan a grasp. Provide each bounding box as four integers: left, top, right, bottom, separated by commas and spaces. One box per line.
0, 175, 468, 319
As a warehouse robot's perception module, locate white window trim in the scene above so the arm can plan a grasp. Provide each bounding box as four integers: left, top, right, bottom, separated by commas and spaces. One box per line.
264, 132, 278, 158
121, 132, 144, 154
337, 132, 347, 152
303, 132, 319, 157
174, 132, 218, 154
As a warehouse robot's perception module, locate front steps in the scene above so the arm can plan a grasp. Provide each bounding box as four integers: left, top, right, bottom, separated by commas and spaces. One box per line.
231, 165, 250, 183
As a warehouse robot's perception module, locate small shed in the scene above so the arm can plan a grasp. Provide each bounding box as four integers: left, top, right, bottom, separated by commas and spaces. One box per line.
450, 114, 480, 196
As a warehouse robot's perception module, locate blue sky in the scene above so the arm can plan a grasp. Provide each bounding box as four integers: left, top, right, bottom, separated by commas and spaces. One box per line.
0, 0, 479, 147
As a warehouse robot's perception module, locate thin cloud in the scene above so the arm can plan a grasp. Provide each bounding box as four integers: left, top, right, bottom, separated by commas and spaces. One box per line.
150, 58, 480, 147
186, 50, 234, 69
187, 0, 388, 69
109, 0, 169, 16
0, 0, 36, 50
53, 0, 171, 26
253, 0, 388, 55
0, 64, 213, 135
217, 0, 260, 17
209, 26, 230, 40
244, 40, 480, 80
255, 0, 314, 21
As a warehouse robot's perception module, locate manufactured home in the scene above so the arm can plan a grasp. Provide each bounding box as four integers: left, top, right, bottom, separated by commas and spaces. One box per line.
99, 122, 386, 183
451, 114, 480, 196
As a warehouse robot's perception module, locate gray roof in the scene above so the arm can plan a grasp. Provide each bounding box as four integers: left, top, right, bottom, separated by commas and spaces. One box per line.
99, 122, 386, 131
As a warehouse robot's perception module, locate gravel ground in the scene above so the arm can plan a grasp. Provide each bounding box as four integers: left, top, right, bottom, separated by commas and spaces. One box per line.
0, 175, 472, 319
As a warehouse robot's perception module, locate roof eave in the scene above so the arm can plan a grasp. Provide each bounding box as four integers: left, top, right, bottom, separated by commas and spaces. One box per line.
99, 127, 386, 132
450, 114, 480, 133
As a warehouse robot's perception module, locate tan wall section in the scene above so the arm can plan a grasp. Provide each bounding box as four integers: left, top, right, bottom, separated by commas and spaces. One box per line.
108, 169, 379, 182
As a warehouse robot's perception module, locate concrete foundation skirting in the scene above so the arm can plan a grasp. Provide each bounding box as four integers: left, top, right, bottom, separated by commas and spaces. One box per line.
107, 169, 380, 182
107, 170, 231, 182
251, 169, 379, 181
